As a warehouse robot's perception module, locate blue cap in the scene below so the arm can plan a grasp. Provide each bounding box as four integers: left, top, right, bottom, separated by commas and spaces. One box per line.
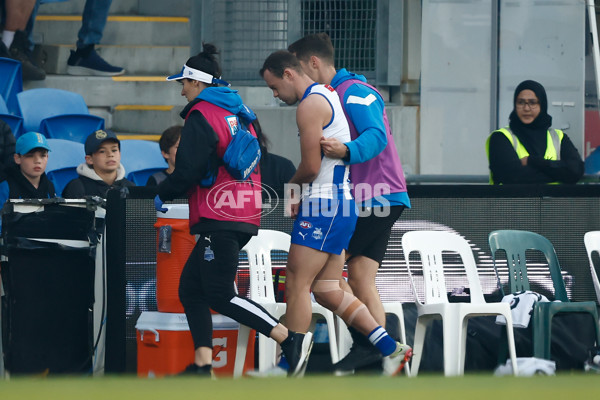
16, 132, 51, 155
85, 129, 120, 155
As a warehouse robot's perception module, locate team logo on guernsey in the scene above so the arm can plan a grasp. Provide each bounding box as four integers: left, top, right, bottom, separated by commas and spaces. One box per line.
299, 221, 312, 229
225, 115, 239, 136
204, 246, 215, 261
312, 227, 323, 240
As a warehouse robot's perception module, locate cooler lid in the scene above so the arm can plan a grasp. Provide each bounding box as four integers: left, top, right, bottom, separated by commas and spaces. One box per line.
135, 311, 189, 331
156, 204, 189, 219
135, 311, 240, 331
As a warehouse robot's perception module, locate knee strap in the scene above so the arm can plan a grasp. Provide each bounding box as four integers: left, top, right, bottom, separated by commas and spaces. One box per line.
313, 279, 367, 325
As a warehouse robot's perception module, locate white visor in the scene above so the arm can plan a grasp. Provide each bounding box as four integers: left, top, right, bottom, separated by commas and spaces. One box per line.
166, 65, 230, 86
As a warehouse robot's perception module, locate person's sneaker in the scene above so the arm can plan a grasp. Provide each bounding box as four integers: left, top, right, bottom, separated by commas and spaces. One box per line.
280, 331, 313, 377
177, 363, 214, 378
67, 45, 125, 76
333, 342, 383, 376
382, 342, 413, 376
7, 30, 45, 81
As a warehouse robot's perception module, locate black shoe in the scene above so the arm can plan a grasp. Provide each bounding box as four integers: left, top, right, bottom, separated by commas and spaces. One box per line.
178, 363, 214, 378
280, 331, 313, 377
8, 30, 46, 81
333, 342, 383, 376
67, 44, 125, 76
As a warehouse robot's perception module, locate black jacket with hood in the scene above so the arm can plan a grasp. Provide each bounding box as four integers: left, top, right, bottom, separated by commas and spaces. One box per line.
62, 162, 135, 199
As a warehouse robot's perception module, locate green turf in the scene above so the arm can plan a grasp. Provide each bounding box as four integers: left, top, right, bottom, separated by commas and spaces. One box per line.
0, 373, 598, 400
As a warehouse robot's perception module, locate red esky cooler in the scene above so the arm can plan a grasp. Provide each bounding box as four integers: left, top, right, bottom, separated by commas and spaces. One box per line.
135, 311, 255, 377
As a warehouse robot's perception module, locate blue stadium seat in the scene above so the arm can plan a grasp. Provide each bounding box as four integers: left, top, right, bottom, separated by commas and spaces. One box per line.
0, 114, 24, 139
120, 139, 166, 186
585, 147, 600, 175
45, 138, 85, 197
17, 88, 89, 133
0, 96, 24, 138
40, 114, 105, 143
0, 57, 23, 116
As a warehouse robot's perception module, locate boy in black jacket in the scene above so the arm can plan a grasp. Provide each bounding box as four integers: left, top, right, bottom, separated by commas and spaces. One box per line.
62, 129, 134, 198
0, 131, 56, 207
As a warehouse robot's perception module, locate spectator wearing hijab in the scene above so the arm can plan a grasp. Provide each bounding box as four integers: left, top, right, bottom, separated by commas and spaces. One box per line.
486, 80, 584, 184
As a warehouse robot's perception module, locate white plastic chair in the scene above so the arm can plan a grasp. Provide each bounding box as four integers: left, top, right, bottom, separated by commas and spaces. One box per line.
402, 230, 518, 376
239, 229, 339, 373
583, 231, 600, 305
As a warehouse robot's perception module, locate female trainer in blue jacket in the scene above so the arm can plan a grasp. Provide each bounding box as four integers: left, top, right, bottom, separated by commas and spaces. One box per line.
154, 43, 312, 377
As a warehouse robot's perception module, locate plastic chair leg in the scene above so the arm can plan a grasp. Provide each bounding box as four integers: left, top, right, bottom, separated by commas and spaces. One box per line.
531, 306, 552, 360
411, 317, 429, 376
505, 320, 519, 376
234, 324, 250, 377
307, 309, 339, 364
458, 316, 469, 375
383, 303, 410, 376
254, 305, 286, 372
335, 316, 352, 359
442, 316, 463, 377
321, 312, 340, 364
257, 333, 278, 372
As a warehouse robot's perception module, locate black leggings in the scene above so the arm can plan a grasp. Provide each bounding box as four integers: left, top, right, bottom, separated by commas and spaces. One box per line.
179, 230, 279, 349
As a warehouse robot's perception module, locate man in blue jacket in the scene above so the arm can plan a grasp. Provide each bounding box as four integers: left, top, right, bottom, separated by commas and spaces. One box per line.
289, 33, 411, 375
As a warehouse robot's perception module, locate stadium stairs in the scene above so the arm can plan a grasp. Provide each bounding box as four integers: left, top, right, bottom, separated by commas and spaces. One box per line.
25, 0, 191, 140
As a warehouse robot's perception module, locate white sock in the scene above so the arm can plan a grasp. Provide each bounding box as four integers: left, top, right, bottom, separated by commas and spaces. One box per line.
2, 30, 16, 49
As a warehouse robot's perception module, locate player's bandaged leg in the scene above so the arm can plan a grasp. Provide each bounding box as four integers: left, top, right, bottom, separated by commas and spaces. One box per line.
312, 279, 397, 357
312, 280, 368, 325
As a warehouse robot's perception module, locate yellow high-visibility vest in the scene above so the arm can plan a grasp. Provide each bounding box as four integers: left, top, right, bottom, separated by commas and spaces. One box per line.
486, 127, 564, 184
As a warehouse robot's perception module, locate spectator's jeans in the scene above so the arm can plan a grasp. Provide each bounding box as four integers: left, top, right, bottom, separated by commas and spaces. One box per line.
28, 0, 113, 49
76, 0, 113, 49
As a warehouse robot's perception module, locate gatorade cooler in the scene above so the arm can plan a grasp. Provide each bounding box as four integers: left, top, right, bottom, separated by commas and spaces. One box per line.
154, 204, 196, 313
136, 311, 255, 377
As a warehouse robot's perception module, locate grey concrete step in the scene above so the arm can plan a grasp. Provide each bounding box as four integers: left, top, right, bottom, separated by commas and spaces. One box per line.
40, 44, 190, 75
37, 0, 191, 17
24, 75, 186, 107
23, 75, 277, 134
25, 75, 278, 108
112, 105, 184, 135
33, 15, 190, 46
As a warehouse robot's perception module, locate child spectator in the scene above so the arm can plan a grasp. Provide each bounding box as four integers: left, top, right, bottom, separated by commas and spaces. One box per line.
62, 129, 134, 198
146, 125, 181, 186
0, 131, 55, 205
